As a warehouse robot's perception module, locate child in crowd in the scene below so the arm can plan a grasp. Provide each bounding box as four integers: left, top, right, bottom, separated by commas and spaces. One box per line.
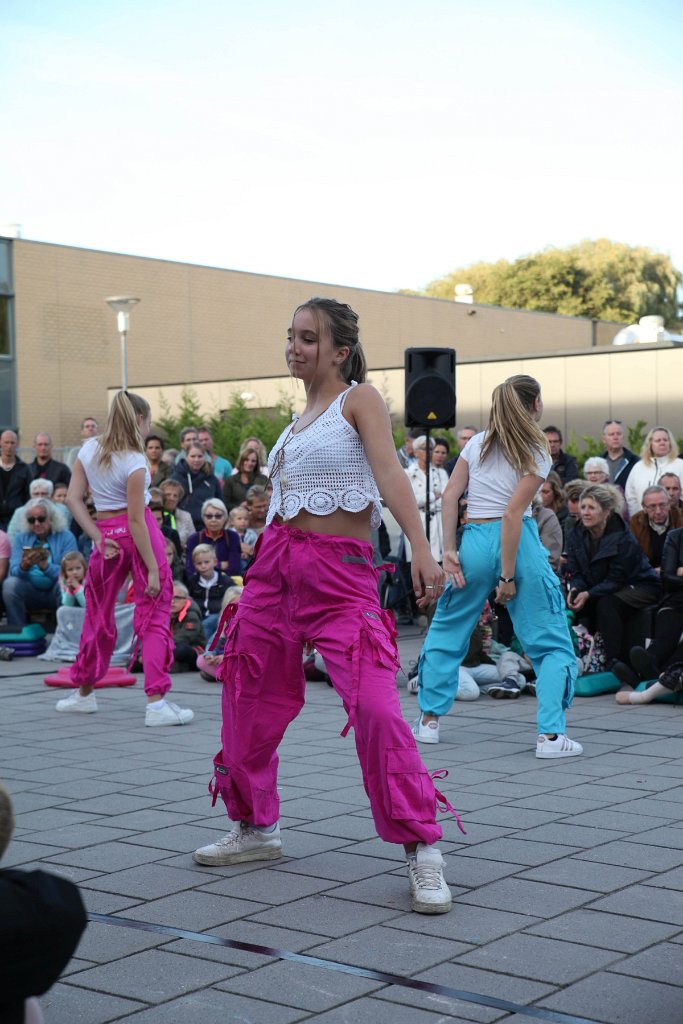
59, 551, 88, 608
164, 537, 186, 582
170, 581, 205, 671
228, 506, 257, 570
187, 544, 234, 641
197, 584, 243, 681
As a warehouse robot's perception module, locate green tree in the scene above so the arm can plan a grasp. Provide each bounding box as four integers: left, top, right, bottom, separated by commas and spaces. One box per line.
415, 240, 682, 327
155, 387, 293, 463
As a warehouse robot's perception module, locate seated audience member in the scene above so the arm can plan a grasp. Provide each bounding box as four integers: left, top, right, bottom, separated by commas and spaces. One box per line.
543, 425, 578, 483
52, 482, 68, 506
237, 436, 269, 476
29, 433, 71, 487
164, 537, 186, 583
223, 447, 269, 511
601, 419, 639, 488
626, 525, 683, 682
198, 425, 233, 482
615, 662, 683, 705
630, 485, 683, 570
185, 499, 241, 577
0, 783, 87, 1024
59, 551, 87, 608
583, 457, 610, 484
170, 581, 206, 671
148, 488, 182, 557
76, 497, 98, 561
197, 584, 243, 681
539, 471, 567, 529
171, 443, 222, 529
659, 472, 683, 511
566, 484, 660, 671
7, 481, 69, 540
228, 505, 257, 570
0, 430, 31, 532
625, 426, 683, 516
3, 499, 78, 626
444, 425, 477, 476
531, 495, 563, 574
562, 479, 590, 549
245, 484, 270, 536
187, 544, 234, 641
159, 479, 195, 549
145, 434, 168, 487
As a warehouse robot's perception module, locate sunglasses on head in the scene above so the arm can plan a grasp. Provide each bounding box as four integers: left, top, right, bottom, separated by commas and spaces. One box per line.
27, 515, 47, 524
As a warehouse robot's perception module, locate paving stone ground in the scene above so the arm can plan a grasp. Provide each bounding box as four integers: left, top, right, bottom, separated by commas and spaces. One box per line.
2, 626, 682, 1023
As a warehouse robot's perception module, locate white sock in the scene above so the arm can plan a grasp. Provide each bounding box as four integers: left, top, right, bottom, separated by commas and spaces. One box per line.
147, 700, 167, 710
247, 822, 278, 833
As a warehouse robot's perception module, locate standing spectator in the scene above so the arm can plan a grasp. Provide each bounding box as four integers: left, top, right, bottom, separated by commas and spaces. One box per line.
0, 430, 30, 532
397, 428, 420, 469
64, 416, 99, 468
145, 434, 168, 486
404, 435, 449, 563
543, 426, 578, 483
222, 448, 268, 511
3, 499, 78, 626
601, 419, 638, 488
174, 426, 211, 472
198, 426, 233, 482
238, 437, 269, 475
28, 433, 71, 487
445, 425, 477, 476
659, 472, 683, 511
171, 443, 222, 529
431, 437, 451, 470
625, 427, 683, 516
630, 485, 683, 570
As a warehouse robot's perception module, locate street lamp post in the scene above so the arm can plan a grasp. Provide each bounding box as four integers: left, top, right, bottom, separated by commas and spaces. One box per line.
105, 296, 140, 391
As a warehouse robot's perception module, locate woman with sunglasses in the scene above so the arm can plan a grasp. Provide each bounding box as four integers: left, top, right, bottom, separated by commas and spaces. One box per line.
54, 391, 194, 726
194, 297, 455, 916
3, 498, 78, 626
184, 499, 241, 578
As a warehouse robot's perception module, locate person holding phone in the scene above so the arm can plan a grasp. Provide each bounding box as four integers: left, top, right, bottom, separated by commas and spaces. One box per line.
414, 375, 582, 759
55, 391, 194, 727
2, 499, 77, 626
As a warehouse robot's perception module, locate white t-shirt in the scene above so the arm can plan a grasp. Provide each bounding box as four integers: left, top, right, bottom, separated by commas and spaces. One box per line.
461, 432, 551, 518
78, 437, 151, 511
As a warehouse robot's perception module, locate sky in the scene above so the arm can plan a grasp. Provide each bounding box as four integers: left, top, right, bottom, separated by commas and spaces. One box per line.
1, 0, 682, 295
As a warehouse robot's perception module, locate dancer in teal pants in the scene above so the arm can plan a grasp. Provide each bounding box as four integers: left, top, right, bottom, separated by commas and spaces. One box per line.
414, 374, 581, 759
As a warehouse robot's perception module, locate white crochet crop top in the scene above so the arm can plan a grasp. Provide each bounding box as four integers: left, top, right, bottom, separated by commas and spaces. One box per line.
266, 382, 382, 528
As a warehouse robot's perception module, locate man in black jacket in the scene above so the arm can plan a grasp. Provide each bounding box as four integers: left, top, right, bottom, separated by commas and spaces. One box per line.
601, 419, 638, 489
0, 784, 87, 1024
28, 433, 72, 487
0, 430, 30, 531
543, 425, 578, 483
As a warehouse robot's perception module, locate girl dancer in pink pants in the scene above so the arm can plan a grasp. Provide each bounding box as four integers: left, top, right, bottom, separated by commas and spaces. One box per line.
194, 298, 456, 914
55, 391, 193, 727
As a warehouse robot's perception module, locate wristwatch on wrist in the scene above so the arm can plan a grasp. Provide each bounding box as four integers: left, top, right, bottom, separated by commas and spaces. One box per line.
499, 575, 514, 584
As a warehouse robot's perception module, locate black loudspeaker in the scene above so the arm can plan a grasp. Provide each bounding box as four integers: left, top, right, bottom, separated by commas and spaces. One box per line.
404, 348, 456, 429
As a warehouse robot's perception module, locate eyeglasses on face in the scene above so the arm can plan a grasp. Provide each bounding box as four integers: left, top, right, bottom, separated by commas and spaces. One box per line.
203, 512, 224, 519
644, 502, 669, 511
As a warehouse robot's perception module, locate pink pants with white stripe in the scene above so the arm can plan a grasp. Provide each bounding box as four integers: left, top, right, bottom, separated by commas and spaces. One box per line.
211, 521, 445, 846
70, 510, 174, 696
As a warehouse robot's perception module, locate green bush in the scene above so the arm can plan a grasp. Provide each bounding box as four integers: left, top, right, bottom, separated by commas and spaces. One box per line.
155, 387, 293, 463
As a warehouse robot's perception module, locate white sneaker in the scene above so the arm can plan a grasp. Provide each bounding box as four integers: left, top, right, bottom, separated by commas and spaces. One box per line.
56, 690, 98, 713
145, 700, 194, 727
536, 733, 583, 759
193, 822, 282, 865
407, 844, 452, 914
412, 715, 439, 744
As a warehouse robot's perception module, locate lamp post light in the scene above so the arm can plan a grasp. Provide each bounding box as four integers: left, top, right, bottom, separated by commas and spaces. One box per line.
105, 296, 140, 391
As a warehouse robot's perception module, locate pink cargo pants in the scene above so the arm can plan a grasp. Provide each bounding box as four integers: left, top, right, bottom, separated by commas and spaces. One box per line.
212, 521, 444, 846
70, 510, 174, 696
